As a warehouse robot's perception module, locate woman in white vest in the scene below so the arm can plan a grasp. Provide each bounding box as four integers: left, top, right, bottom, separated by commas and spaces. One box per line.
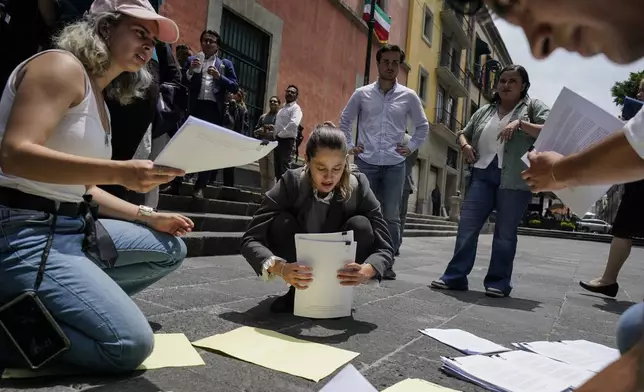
0, 0, 193, 372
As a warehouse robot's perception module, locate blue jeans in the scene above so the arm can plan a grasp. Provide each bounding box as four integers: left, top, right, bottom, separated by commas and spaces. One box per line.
440, 158, 531, 295
0, 207, 187, 371
617, 302, 644, 354
355, 158, 405, 262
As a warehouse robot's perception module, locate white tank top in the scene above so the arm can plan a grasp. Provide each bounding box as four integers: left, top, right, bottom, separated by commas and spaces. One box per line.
0, 50, 112, 203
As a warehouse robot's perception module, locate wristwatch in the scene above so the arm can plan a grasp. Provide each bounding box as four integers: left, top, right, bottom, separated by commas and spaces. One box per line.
137, 205, 155, 217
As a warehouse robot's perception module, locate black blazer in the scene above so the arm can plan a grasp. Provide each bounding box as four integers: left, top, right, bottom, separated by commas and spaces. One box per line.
186, 55, 238, 120
240, 167, 394, 279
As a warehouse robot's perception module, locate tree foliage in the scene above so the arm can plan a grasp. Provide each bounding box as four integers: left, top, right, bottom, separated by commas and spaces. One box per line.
611, 71, 644, 107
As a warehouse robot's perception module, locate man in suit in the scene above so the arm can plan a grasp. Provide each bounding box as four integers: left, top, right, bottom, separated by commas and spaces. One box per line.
185, 29, 239, 198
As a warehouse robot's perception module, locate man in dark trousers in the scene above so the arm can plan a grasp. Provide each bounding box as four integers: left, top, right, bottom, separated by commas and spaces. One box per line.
185, 29, 239, 198
431, 185, 441, 217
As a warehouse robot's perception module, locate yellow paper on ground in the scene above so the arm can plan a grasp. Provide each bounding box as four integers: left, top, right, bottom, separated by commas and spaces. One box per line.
382, 378, 461, 392
191, 326, 359, 382
2, 333, 205, 379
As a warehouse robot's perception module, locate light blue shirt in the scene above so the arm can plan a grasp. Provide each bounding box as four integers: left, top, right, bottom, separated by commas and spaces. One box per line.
339, 81, 430, 166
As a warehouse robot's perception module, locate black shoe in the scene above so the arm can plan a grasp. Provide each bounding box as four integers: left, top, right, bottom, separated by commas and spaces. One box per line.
395, 250, 400, 257
270, 287, 295, 313
430, 279, 468, 291
383, 269, 397, 280
192, 188, 204, 199
579, 280, 619, 298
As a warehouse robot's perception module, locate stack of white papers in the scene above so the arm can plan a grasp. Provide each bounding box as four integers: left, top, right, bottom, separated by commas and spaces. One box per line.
154, 116, 277, 174
512, 340, 619, 373
419, 329, 510, 355
441, 351, 588, 392
293, 232, 357, 319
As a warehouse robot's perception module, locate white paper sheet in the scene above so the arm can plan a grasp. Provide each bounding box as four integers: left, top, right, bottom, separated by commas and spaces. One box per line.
521, 87, 624, 215
419, 328, 510, 355
513, 341, 614, 373
153, 116, 277, 174
319, 364, 377, 392
442, 354, 574, 392
293, 232, 356, 319
560, 339, 620, 362
496, 350, 594, 387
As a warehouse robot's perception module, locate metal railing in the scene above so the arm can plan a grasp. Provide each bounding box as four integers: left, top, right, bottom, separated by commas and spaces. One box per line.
439, 51, 468, 86
442, 0, 470, 35
435, 107, 463, 134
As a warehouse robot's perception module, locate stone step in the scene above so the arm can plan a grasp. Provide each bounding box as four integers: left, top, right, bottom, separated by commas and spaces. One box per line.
406, 212, 450, 221
163, 184, 263, 204
178, 212, 251, 232
405, 223, 459, 231
517, 227, 644, 247
158, 194, 259, 216
182, 231, 243, 257
405, 216, 458, 226
402, 229, 458, 238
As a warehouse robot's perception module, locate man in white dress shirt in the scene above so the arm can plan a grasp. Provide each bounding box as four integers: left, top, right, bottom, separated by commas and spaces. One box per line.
273, 85, 303, 178
184, 29, 239, 197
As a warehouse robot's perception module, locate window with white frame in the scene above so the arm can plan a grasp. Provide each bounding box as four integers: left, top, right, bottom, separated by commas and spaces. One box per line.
422, 5, 433, 45
418, 67, 429, 105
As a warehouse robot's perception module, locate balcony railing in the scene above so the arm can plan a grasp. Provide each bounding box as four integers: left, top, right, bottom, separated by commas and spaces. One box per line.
435, 107, 463, 134
442, 0, 469, 35
471, 63, 498, 98
439, 52, 468, 87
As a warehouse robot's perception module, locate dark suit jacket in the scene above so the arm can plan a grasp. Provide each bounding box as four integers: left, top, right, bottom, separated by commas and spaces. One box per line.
241, 167, 394, 279
186, 54, 238, 119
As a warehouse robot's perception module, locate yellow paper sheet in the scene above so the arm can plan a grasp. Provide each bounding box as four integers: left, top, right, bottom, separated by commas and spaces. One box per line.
2, 333, 205, 379
191, 326, 359, 382
382, 378, 461, 392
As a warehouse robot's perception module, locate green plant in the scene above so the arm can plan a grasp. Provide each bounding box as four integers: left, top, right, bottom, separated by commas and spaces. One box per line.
528, 219, 541, 226
560, 221, 576, 231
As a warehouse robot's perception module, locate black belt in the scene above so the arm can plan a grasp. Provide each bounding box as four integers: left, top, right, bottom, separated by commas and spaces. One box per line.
0, 187, 118, 275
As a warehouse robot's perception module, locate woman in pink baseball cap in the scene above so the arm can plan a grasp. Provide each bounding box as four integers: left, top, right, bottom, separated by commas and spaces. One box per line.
0, 1, 193, 373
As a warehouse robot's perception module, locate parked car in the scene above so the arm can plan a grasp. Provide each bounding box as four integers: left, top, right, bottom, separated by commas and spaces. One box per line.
577, 219, 612, 234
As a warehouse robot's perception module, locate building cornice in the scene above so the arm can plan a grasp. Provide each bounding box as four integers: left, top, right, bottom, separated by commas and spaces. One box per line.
477, 6, 512, 65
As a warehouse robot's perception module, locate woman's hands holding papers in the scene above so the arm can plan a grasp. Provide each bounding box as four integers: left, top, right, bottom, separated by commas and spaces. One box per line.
279, 262, 313, 289
521, 151, 568, 192
337, 263, 376, 286
118, 160, 185, 193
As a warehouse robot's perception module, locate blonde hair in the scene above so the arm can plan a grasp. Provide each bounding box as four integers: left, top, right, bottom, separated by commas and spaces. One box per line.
305, 125, 352, 201
53, 12, 154, 105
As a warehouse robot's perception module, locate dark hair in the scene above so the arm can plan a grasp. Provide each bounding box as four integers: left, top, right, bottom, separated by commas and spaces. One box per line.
268, 95, 281, 104
492, 64, 530, 104
200, 30, 221, 45
176, 44, 191, 52
286, 84, 299, 95
305, 125, 352, 201
376, 44, 406, 64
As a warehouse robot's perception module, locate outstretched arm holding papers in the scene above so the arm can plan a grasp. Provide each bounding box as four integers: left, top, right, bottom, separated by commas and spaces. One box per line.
522, 105, 644, 192
240, 125, 394, 315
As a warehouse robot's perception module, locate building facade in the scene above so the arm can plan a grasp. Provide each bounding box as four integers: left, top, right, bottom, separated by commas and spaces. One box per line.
405, 0, 482, 215
161, 0, 411, 163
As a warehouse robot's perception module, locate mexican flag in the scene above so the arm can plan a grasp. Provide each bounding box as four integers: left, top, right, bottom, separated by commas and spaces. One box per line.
363, 1, 391, 44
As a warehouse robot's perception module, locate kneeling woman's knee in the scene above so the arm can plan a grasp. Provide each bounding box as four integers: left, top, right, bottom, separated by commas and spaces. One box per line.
102, 327, 155, 372
160, 235, 188, 270
344, 216, 374, 241
617, 302, 644, 354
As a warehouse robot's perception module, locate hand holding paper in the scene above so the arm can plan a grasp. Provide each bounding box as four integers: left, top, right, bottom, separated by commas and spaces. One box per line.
521, 150, 567, 192
337, 263, 375, 286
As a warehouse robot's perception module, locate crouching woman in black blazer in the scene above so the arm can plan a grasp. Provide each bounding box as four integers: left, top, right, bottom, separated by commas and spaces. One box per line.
241, 125, 394, 313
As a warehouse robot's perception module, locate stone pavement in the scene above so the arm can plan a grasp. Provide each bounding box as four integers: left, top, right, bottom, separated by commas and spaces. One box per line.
1, 235, 642, 392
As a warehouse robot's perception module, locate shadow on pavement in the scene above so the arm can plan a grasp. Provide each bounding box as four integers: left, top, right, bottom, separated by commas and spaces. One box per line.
428, 287, 543, 312
593, 298, 637, 316
0, 371, 146, 391
218, 296, 377, 344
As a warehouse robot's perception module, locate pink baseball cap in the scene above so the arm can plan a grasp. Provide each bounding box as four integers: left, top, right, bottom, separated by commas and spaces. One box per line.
90, 0, 180, 43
